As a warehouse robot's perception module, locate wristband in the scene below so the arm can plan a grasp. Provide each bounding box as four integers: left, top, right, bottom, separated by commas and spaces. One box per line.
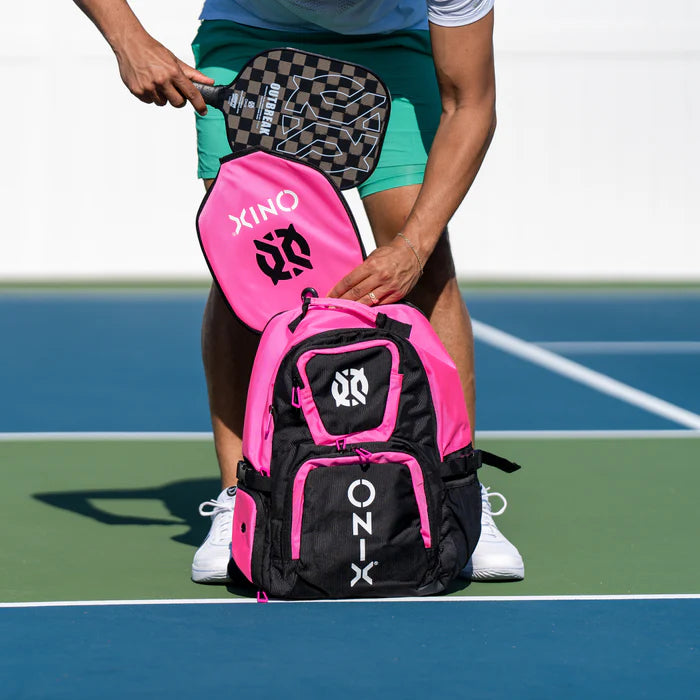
396, 232, 424, 276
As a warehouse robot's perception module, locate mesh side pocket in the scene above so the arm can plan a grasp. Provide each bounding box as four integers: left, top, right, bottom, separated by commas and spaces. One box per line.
440, 472, 482, 578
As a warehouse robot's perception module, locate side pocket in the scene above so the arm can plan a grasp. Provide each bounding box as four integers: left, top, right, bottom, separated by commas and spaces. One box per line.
231, 487, 269, 587
440, 472, 482, 578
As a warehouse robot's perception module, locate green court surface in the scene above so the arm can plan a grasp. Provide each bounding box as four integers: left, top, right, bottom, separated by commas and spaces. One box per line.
2, 436, 698, 603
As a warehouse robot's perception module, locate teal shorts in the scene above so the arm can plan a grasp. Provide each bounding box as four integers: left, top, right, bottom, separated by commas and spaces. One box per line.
191, 21, 441, 197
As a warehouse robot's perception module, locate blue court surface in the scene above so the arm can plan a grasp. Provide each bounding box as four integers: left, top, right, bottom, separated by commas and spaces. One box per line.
1, 598, 698, 699
1, 286, 699, 698
2, 289, 699, 432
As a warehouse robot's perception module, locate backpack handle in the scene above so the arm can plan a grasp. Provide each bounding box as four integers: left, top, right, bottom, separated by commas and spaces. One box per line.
301, 287, 319, 300
288, 289, 319, 332
287, 297, 409, 334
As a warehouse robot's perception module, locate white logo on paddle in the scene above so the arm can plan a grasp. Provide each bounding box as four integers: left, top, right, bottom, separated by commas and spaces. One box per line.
258, 82, 281, 135
331, 367, 368, 408
228, 189, 299, 236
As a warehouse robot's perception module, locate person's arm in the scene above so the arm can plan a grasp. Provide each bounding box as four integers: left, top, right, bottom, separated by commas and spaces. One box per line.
73, 0, 213, 114
329, 10, 496, 302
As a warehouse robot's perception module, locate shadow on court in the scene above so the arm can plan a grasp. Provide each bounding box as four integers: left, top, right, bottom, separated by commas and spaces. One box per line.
31, 475, 259, 598
34, 477, 220, 548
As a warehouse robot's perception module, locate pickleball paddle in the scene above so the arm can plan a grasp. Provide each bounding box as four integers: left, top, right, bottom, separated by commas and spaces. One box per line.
194, 47, 391, 190
197, 148, 366, 332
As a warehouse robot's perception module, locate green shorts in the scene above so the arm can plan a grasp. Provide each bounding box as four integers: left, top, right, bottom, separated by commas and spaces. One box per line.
191, 20, 441, 197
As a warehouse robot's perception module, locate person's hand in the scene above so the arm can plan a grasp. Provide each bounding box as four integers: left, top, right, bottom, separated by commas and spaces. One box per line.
114, 32, 214, 115
328, 239, 423, 305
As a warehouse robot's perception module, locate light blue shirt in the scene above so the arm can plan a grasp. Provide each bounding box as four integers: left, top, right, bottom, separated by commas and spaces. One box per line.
199, 0, 494, 35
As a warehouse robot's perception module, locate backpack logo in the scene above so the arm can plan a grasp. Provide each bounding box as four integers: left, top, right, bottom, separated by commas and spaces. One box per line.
331, 367, 368, 408
254, 224, 313, 285
347, 478, 378, 587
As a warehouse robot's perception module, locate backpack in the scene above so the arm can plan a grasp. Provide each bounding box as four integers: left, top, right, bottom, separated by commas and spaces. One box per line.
230, 292, 520, 599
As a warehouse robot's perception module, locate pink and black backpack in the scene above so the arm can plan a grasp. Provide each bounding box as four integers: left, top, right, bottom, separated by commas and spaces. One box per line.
228, 293, 520, 598
196, 92, 519, 598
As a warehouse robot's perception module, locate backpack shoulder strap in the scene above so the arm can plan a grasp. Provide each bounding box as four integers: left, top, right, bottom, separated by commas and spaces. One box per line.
440, 449, 522, 480
479, 450, 522, 474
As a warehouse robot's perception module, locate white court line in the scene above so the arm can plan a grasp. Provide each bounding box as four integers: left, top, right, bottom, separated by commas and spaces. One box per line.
1, 429, 700, 442
472, 319, 700, 430
1, 594, 699, 609
535, 341, 700, 354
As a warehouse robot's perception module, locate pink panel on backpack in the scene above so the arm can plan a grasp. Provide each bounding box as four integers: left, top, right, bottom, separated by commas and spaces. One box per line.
231, 489, 257, 584
290, 452, 431, 560
197, 150, 364, 333
296, 340, 403, 445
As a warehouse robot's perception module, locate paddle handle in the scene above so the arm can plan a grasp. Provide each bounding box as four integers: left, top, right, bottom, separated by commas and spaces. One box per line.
193, 82, 225, 110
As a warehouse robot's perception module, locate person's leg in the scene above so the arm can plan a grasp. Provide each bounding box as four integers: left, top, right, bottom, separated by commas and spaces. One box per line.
200, 176, 260, 487
362, 185, 476, 437
201, 282, 259, 490
192, 179, 261, 583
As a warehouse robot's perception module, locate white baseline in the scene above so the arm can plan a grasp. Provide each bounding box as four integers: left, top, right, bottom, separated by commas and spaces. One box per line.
1, 594, 699, 609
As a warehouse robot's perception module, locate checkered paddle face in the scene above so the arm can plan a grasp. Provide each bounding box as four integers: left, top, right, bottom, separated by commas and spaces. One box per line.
219, 48, 390, 191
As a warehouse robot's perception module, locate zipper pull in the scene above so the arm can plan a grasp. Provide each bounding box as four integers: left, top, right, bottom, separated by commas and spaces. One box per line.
257, 591, 269, 604
264, 405, 274, 438
355, 447, 372, 462
335, 437, 347, 451
291, 386, 301, 408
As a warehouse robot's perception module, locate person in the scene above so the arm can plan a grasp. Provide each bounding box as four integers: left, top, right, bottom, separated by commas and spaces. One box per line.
73, 0, 524, 584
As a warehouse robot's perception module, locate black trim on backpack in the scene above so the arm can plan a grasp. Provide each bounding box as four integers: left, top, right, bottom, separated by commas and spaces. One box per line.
237, 460, 272, 493
375, 312, 412, 338
439, 448, 481, 480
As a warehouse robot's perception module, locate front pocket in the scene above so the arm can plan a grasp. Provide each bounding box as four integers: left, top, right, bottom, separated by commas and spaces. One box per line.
295, 340, 403, 446
288, 451, 432, 597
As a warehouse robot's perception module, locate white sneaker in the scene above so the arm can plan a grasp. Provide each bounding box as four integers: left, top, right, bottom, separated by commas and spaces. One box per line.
191, 486, 236, 583
461, 485, 524, 581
